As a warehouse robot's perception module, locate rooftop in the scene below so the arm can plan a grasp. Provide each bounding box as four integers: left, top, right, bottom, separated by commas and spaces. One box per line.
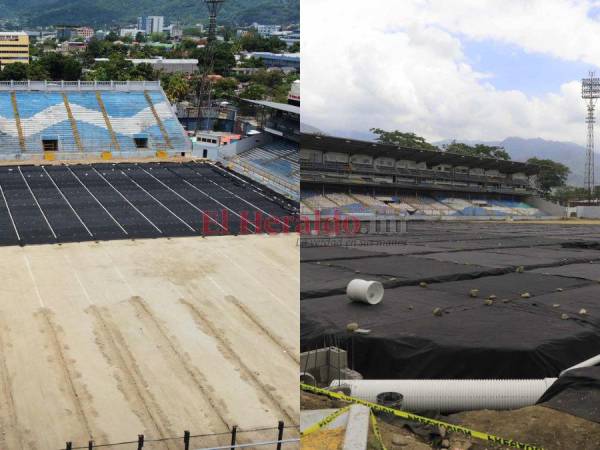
301, 133, 540, 174
243, 99, 300, 115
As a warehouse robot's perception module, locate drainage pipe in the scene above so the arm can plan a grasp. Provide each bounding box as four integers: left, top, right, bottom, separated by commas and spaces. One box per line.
560, 353, 600, 376
330, 378, 557, 413
346, 279, 384, 305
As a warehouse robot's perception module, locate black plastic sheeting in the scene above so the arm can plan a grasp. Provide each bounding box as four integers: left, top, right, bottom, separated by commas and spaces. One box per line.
531, 263, 600, 281
301, 223, 600, 380
301, 274, 600, 379
417, 248, 600, 269
0, 162, 298, 246
301, 255, 503, 299
539, 366, 600, 424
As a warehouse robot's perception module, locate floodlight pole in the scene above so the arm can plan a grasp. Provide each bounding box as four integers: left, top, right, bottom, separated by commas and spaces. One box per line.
582, 71, 600, 202
205, 0, 225, 44
195, 0, 225, 134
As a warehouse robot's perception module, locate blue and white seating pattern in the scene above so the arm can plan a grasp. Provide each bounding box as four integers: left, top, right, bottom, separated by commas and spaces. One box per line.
0, 89, 189, 153
236, 137, 299, 183
301, 192, 547, 217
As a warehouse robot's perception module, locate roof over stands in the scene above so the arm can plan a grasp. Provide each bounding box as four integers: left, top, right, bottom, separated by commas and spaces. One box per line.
243, 99, 300, 116
302, 133, 540, 175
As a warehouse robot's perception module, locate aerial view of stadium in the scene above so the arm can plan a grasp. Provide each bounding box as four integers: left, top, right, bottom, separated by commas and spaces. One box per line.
0, 0, 301, 446
299, 1, 600, 449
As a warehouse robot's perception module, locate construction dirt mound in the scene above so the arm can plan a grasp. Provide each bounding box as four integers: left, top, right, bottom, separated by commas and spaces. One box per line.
302, 391, 600, 450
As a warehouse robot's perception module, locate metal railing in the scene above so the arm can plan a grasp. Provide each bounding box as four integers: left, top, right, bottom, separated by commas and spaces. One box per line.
0, 80, 162, 91
62, 422, 298, 450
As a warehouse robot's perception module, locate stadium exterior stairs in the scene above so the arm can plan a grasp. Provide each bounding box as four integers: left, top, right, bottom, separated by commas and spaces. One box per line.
144, 90, 172, 149
62, 93, 84, 152
10, 92, 26, 152
95, 91, 120, 151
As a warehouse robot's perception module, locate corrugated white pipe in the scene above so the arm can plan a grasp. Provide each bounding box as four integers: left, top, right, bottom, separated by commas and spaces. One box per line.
560, 353, 600, 376
330, 378, 557, 413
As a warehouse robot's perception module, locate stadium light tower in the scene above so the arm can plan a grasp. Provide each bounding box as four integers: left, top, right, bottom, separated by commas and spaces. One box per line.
582, 71, 600, 201
204, 0, 225, 43
194, 0, 225, 134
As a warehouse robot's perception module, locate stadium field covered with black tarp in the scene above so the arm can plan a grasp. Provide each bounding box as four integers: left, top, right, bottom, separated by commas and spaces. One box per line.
301, 222, 600, 380
0, 162, 297, 246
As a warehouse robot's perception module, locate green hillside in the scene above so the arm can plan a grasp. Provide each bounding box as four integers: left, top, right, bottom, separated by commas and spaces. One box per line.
4, 0, 299, 27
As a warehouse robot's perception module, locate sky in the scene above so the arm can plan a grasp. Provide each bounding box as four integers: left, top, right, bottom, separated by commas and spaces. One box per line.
301, 0, 600, 145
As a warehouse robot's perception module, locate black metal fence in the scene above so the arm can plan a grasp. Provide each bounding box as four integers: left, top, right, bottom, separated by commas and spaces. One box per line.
62, 422, 299, 450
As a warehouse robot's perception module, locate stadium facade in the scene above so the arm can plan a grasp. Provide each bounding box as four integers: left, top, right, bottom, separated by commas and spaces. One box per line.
300, 133, 563, 220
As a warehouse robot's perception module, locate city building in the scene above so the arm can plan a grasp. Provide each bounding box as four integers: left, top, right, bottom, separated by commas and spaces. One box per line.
0, 32, 29, 68
247, 52, 300, 71
164, 23, 183, 40
137, 16, 165, 35
58, 41, 87, 54
251, 23, 282, 37
120, 28, 145, 38
56, 27, 72, 41
72, 27, 94, 41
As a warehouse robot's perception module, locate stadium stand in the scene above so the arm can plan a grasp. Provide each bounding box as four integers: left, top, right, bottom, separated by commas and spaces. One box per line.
220, 100, 300, 201
234, 137, 299, 182
301, 134, 550, 219
300, 191, 546, 217
0, 81, 190, 156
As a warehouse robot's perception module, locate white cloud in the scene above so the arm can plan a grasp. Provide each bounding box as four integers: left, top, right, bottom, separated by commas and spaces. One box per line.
301, 0, 597, 144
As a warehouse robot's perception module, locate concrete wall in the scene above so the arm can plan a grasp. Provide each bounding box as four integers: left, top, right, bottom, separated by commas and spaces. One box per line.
576, 206, 600, 219
218, 133, 269, 160
526, 196, 567, 217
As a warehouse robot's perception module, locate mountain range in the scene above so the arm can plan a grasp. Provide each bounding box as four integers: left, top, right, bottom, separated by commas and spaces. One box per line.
435, 137, 591, 185
0, 0, 299, 27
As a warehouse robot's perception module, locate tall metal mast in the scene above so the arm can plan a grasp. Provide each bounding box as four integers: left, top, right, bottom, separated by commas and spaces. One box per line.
195, 0, 225, 134
205, 0, 225, 43
582, 71, 600, 201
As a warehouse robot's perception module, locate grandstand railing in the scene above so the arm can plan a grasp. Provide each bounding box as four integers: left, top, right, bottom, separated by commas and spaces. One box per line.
226, 157, 299, 201
301, 171, 536, 196
300, 160, 534, 189
0, 80, 162, 91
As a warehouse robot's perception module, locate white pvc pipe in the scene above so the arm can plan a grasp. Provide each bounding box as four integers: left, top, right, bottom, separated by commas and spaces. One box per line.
330, 378, 557, 413
346, 279, 384, 305
560, 353, 600, 377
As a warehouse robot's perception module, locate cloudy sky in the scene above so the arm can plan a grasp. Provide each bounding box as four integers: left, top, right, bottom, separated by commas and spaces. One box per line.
301, 0, 600, 145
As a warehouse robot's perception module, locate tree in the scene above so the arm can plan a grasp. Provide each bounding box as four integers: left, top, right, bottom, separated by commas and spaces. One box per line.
444, 141, 511, 160
105, 31, 118, 42
370, 128, 439, 151
132, 63, 157, 81
162, 73, 190, 103
213, 77, 238, 99
135, 32, 146, 43
239, 32, 286, 53
240, 83, 267, 100
193, 42, 236, 76
526, 158, 570, 192
27, 62, 50, 80
37, 53, 82, 80
0, 63, 29, 81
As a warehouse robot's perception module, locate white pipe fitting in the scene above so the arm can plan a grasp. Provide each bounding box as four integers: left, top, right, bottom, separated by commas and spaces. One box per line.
330, 378, 557, 413
346, 279, 384, 305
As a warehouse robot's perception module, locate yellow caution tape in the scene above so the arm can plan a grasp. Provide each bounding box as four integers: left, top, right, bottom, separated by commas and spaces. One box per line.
370, 410, 388, 450
301, 405, 351, 437
301, 383, 545, 450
